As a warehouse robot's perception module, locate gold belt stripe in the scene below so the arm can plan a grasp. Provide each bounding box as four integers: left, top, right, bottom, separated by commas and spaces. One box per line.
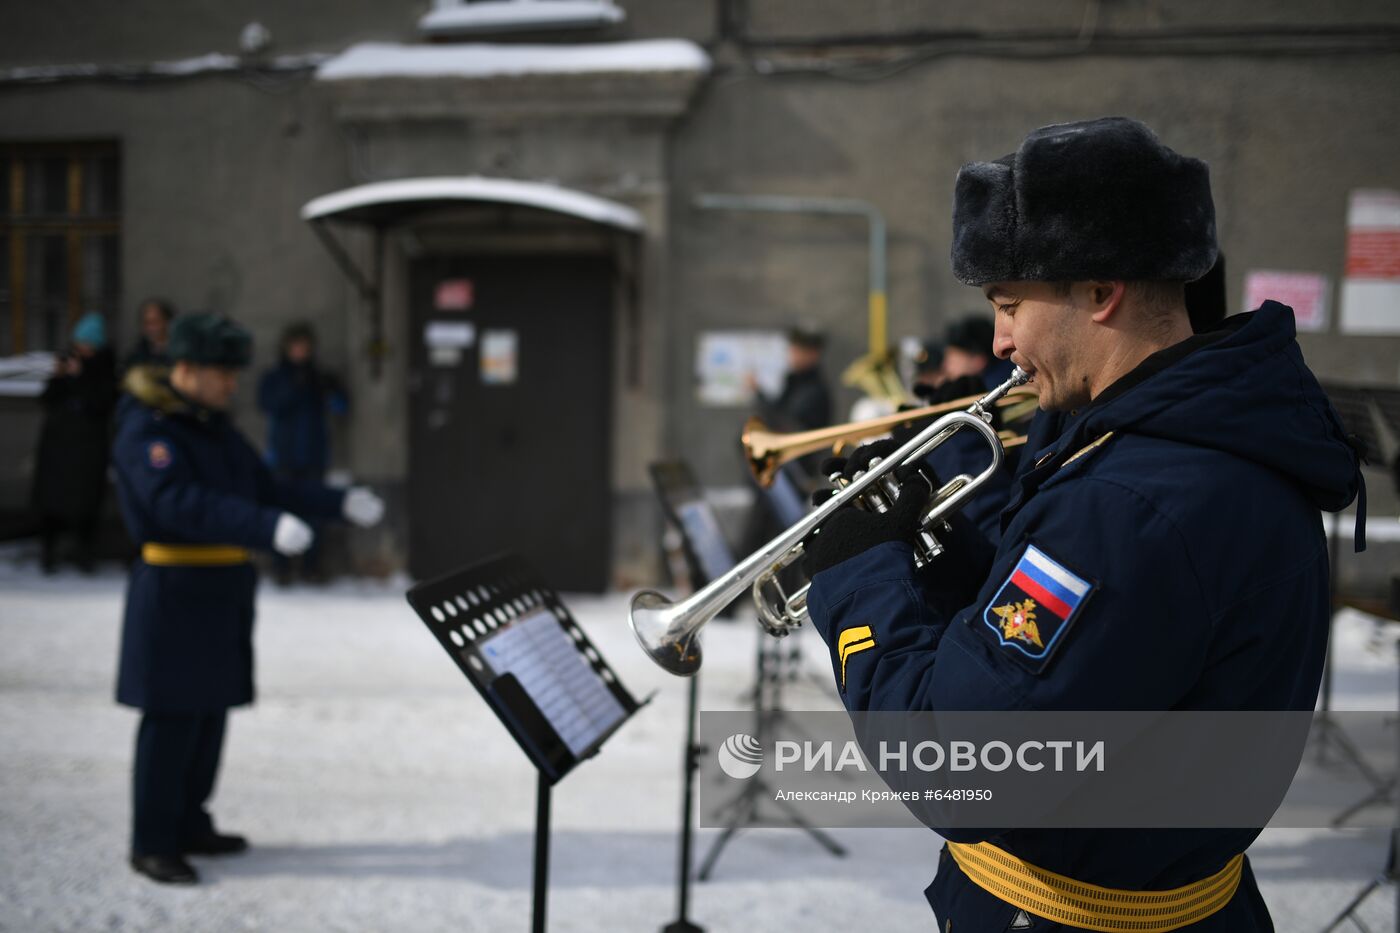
141, 543, 251, 567
946, 841, 1243, 932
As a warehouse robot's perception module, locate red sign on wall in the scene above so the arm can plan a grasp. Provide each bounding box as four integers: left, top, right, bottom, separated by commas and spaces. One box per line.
1243, 271, 1330, 333
435, 279, 474, 311
1341, 189, 1400, 335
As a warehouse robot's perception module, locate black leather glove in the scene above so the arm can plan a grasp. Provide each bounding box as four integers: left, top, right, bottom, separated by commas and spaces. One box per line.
913, 374, 1000, 430
802, 439, 939, 578
913, 374, 985, 406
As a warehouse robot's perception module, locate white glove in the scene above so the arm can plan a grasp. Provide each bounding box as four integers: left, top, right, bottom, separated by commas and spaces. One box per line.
342, 487, 385, 528
273, 513, 314, 556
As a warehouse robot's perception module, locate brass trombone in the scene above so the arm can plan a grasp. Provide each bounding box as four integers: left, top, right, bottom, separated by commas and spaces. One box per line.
742, 386, 1040, 488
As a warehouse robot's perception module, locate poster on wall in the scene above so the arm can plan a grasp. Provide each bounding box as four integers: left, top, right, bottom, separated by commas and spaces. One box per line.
1340, 189, 1400, 335
480, 329, 519, 385
1242, 271, 1330, 332
695, 330, 789, 407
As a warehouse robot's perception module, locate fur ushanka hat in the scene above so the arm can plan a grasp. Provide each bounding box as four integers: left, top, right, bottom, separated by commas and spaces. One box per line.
951, 116, 1218, 286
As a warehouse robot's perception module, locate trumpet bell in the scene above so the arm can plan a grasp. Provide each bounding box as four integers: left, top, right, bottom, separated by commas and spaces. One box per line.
628, 589, 702, 677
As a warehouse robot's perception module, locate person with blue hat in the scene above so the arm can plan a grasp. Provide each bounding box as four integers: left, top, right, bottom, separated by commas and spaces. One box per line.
32, 311, 118, 572
111, 312, 386, 885
800, 117, 1365, 931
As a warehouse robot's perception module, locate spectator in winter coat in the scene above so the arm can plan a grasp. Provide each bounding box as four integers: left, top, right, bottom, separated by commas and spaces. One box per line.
256, 323, 348, 583
33, 311, 118, 572
124, 298, 176, 371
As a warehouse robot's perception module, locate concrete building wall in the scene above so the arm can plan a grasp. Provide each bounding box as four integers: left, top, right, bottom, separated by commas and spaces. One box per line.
2, 1, 1397, 582
664, 19, 1400, 505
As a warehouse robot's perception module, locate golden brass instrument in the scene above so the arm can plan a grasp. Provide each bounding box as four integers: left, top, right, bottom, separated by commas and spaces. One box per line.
841, 348, 911, 408
742, 386, 1040, 488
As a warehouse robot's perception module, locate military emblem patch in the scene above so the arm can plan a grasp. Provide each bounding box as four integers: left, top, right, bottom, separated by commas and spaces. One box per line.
147, 441, 172, 470
981, 544, 1094, 674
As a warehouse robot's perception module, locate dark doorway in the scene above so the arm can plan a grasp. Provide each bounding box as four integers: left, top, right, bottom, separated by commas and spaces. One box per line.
408, 254, 613, 591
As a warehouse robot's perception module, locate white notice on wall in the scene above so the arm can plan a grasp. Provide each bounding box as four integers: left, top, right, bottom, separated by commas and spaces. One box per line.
1242, 271, 1330, 332
425, 320, 476, 348
481, 329, 518, 385
695, 330, 788, 407
477, 610, 627, 757
1340, 189, 1400, 335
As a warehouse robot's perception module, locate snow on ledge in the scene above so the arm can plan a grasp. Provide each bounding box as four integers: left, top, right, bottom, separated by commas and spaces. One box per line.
419, 1, 625, 36
300, 176, 644, 232
0, 52, 326, 85
316, 39, 709, 81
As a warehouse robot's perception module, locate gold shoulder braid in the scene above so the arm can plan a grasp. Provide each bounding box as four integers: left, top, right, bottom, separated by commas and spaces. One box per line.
1060, 431, 1116, 470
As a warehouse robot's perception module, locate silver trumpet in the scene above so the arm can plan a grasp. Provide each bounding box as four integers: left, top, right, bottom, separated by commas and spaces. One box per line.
629, 366, 1032, 676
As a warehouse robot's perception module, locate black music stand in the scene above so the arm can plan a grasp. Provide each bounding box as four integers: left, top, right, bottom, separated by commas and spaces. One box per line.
649, 461, 845, 891
1314, 383, 1393, 801
648, 461, 731, 933
406, 554, 643, 933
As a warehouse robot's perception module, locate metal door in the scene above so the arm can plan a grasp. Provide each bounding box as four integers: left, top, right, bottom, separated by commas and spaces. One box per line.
408, 254, 613, 591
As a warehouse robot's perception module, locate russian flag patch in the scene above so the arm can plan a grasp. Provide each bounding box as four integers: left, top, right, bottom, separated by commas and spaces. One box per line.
981, 544, 1095, 673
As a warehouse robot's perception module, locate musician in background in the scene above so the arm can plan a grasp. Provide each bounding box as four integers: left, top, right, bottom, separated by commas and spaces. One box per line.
746, 325, 832, 455
905, 316, 1021, 539
741, 326, 833, 549
910, 340, 945, 395
932, 314, 1017, 401
800, 117, 1364, 931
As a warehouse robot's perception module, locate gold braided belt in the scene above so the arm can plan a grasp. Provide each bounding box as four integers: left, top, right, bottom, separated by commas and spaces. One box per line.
141, 543, 251, 567
946, 841, 1243, 932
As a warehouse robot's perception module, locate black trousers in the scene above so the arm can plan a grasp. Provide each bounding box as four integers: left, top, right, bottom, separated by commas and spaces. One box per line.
131, 711, 227, 857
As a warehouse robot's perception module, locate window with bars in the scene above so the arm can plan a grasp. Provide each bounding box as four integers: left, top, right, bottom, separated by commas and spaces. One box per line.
0, 142, 121, 356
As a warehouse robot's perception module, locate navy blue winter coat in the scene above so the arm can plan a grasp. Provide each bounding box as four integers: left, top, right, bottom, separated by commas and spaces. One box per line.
257, 362, 346, 474
805, 303, 1362, 931
112, 370, 346, 712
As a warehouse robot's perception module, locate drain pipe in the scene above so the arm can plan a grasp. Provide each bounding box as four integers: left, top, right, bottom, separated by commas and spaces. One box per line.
693, 193, 888, 356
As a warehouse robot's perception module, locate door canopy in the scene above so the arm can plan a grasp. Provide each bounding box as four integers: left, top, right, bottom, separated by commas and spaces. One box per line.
301, 175, 644, 232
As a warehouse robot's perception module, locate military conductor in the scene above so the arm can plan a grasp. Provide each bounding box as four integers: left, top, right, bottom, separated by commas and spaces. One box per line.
113, 313, 385, 884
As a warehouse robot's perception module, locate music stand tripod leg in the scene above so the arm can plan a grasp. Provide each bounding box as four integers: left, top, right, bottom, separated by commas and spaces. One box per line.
696, 783, 755, 881
1319, 637, 1400, 932
533, 772, 550, 933
663, 675, 706, 933
767, 790, 849, 857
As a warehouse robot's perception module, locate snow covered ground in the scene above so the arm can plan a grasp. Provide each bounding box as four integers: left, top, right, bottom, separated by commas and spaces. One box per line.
0, 560, 1395, 932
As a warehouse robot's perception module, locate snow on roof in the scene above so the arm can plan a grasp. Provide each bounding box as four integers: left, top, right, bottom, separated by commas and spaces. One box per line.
300, 176, 644, 232
418, 1, 625, 37
315, 39, 709, 81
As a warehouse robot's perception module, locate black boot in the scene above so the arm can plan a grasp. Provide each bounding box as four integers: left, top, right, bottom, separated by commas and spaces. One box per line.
130, 854, 199, 884
184, 831, 249, 856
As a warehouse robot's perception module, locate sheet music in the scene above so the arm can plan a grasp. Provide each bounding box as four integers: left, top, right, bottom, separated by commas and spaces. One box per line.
675, 499, 736, 581
478, 610, 627, 757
